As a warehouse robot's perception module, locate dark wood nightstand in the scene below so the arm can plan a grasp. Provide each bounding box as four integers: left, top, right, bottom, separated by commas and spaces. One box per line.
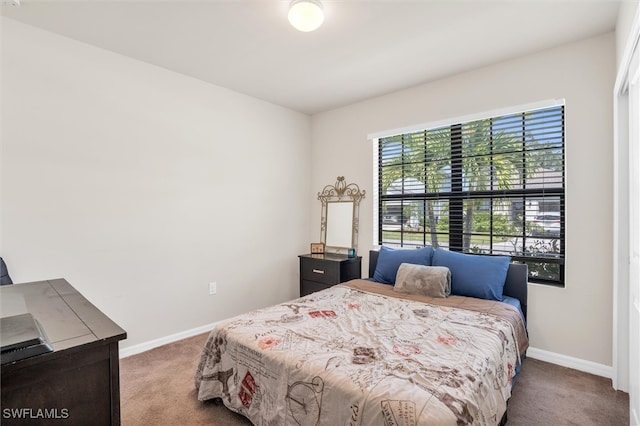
298, 253, 362, 297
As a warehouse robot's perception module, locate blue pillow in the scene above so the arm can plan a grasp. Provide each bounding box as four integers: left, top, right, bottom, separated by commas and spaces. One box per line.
372, 246, 434, 285
432, 248, 510, 301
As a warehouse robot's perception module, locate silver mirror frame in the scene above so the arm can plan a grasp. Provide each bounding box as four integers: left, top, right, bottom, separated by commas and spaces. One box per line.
318, 176, 366, 253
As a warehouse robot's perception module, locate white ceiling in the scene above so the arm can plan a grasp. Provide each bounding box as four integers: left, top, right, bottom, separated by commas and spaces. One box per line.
1, 0, 621, 114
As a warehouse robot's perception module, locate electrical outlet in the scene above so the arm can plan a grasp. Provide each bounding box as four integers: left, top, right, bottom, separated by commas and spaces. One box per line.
209, 282, 217, 295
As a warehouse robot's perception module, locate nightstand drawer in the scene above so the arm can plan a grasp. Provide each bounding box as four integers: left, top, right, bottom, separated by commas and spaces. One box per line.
301, 258, 340, 284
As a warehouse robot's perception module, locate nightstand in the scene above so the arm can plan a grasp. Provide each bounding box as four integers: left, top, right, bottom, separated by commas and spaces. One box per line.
298, 253, 362, 297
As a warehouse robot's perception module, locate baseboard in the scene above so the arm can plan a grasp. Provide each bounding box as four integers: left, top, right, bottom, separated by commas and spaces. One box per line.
119, 321, 218, 359
526, 346, 613, 379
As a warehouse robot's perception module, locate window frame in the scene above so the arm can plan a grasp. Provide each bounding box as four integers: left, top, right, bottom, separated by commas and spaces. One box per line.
371, 99, 566, 286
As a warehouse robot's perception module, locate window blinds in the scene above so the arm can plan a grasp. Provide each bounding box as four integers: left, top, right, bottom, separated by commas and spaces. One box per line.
378, 105, 565, 285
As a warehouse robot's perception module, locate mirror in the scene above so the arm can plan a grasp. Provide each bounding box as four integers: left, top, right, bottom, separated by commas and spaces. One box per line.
318, 176, 365, 253
326, 202, 354, 249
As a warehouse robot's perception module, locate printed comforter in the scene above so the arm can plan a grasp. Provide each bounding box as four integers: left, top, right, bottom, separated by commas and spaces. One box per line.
195, 279, 529, 425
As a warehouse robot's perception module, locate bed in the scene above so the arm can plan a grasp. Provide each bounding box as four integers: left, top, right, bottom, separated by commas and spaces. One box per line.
196, 248, 529, 425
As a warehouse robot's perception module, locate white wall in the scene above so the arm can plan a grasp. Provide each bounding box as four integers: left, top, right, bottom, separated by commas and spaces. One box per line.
311, 33, 616, 367
617, 0, 640, 68
0, 18, 312, 349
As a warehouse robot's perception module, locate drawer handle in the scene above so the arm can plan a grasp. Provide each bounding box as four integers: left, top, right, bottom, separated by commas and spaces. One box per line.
312, 269, 325, 274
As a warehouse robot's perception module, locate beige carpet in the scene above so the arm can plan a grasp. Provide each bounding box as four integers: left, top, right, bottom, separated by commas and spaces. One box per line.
120, 333, 629, 425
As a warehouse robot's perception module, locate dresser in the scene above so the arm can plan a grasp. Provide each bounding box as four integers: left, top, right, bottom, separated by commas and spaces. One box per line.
298, 253, 362, 297
1, 279, 126, 425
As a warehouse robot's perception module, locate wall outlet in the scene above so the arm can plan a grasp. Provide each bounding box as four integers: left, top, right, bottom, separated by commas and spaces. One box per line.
209, 282, 217, 295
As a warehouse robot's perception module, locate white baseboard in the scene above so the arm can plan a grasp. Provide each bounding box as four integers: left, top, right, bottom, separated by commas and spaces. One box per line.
119, 321, 219, 359
526, 346, 613, 380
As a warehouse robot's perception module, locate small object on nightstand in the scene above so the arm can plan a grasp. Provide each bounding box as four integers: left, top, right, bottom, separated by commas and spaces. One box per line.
310, 242, 325, 254
348, 248, 356, 258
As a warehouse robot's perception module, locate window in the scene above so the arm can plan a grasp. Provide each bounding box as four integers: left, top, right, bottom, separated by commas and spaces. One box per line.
376, 103, 565, 286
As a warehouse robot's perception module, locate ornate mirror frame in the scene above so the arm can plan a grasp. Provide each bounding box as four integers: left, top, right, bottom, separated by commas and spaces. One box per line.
318, 176, 366, 253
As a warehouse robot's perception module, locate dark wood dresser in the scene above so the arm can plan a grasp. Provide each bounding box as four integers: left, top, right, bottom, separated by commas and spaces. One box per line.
298, 253, 362, 297
1, 279, 127, 425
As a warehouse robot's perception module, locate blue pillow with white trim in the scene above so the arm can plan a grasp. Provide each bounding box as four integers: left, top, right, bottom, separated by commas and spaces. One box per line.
432, 248, 510, 301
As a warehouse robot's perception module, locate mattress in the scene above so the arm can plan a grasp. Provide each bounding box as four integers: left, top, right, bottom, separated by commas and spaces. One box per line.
195, 279, 529, 425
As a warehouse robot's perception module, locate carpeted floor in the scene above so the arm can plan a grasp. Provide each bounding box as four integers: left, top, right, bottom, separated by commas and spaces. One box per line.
120, 333, 629, 425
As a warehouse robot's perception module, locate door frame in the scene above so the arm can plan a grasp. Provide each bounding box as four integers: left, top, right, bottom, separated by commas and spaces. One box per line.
613, 7, 640, 424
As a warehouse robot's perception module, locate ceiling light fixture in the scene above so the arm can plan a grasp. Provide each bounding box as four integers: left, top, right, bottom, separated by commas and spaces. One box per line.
288, 0, 324, 32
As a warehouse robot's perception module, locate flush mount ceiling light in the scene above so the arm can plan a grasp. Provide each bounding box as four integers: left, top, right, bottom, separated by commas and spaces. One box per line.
288, 0, 324, 32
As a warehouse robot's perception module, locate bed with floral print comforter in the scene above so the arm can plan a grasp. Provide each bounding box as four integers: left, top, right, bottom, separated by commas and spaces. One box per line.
195, 279, 528, 425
